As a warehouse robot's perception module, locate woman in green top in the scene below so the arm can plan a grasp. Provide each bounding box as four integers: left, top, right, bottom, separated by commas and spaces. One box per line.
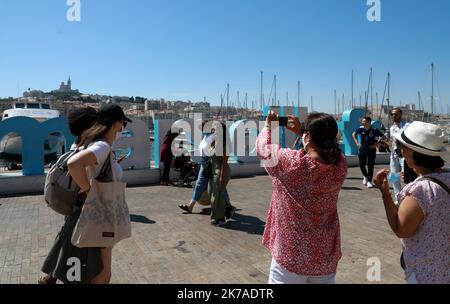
209, 122, 231, 226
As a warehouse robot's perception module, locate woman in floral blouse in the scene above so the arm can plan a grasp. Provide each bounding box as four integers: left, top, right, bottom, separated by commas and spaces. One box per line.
257, 112, 347, 284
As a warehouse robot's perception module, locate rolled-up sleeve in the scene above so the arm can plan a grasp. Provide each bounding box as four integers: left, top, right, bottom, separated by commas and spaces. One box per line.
257, 127, 290, 177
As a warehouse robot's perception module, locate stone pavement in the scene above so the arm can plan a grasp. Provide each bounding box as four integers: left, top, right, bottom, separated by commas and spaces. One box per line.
1, 159, 448, 284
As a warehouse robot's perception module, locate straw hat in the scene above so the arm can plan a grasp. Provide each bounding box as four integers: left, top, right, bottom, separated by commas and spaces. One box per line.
393, 121, 448, 157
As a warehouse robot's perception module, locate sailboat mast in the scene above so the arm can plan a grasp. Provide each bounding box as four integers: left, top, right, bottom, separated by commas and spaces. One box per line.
297, 81, 301, 109
370, 68, 373, 117
260, 71, 264, 111
274, 75, 277, 107
334, 89, 337, 116
387, 73, 391, 128
376, 92, 379, 120
226, 83, 230, 121
351, 69, 354, 108
431, 63, 435, 119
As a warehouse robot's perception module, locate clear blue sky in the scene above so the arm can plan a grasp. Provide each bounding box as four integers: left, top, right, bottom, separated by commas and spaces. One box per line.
0, 0, 449, 113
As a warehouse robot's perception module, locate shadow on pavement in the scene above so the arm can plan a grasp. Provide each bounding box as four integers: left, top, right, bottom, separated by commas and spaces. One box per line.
130, 214, 156, 224
342, 186, 363, 191
224, 213, 266, 236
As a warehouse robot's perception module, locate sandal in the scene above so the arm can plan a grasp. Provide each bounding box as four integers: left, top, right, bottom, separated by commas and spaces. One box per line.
178, 204, 192, 214
38, 275, 57, 284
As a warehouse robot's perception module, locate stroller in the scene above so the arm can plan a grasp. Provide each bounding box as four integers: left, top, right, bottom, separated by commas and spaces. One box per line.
173, 154, 200, 188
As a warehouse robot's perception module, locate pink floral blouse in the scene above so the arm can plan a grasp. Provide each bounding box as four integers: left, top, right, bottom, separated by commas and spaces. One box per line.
257, 128, 347, 276
398, 171, 450, 284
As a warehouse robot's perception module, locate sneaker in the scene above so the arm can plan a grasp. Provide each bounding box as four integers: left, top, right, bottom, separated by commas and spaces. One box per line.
225, 206, 236, 220
211, 218, 227, 226
367, 182, 374, 189
363, 177, 368, 186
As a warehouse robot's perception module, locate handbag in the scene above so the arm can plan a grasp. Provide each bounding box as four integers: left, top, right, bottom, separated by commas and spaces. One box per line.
71, 153, 131, 248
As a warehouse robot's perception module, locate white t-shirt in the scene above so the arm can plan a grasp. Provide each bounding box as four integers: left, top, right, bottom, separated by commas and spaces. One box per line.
86, 140, 123, 181
390, 121, 410, 152
199, 134, 215, 157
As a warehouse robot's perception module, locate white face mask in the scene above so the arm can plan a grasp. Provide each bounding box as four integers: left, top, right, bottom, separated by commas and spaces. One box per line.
302, 133, 310, 152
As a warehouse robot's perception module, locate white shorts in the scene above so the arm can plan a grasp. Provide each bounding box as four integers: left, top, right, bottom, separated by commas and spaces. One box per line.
268, 259, 336, 284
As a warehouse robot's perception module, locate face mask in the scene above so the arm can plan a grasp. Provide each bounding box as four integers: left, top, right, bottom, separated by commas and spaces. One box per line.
302, 133, 310, 152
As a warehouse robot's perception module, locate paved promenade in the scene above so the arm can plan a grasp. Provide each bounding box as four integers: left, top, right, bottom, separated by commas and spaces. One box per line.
1, 155, 449, 284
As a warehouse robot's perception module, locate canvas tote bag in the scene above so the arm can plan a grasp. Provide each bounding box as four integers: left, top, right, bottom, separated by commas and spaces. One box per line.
71, 153, 131, 248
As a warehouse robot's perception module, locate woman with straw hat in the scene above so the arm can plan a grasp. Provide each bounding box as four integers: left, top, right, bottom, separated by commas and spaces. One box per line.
374, 121, 450, 284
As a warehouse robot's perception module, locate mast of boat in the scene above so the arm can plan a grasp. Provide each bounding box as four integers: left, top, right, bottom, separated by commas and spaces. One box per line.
297, 81, 301, 109
274, 75, 277, 107
342, 93, 345, 112
418, 91, 425, 122
370, 68, 374, 116
334, 89, 337, 116
220, 94, 224, 120
376, 92, 379, 120
244, 92, 248, 111
260, 71, 264, 112
387, 72, 391, 128
226, 83, 230, 121
310, 96, 313, 112
351, 69, 354, 108
431, 63, 435, 122
237, 91, 240, 118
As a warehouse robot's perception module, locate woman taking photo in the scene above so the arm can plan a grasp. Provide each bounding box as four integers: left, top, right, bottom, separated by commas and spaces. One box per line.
68, 103, 131, 284
257, 112, 347, 284
374, 121, 450, 284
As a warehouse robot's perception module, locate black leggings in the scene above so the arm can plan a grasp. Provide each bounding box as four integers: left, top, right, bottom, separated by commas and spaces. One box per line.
358, 149, 377, 182
161, 161, 171, 183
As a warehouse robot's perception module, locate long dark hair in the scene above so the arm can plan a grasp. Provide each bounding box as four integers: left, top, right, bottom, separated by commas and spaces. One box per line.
68, 107, 98, 144
211, 122, 228, 156
77, 122, 111, 148
305, 113, 342, 165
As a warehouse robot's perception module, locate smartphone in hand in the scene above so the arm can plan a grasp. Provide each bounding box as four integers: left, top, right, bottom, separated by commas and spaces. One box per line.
279, 117, 288, 127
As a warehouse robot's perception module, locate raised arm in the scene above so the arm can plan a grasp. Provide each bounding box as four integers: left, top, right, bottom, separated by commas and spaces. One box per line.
374, 169, 425, 238
257, 113, 297, 176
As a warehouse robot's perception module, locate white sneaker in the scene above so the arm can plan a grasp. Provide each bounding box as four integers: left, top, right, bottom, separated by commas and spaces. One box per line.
367, 182, 374, 189
363, 177, 368, 186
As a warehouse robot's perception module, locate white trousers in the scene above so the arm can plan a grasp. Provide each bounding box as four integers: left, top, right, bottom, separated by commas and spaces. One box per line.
268, 259, 336, 284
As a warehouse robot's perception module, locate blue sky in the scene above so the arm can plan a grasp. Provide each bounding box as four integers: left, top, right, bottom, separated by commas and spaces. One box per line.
0, 0, 449, 113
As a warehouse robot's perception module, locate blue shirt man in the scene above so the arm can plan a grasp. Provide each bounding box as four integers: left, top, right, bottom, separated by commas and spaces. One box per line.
352, 117, 385, 188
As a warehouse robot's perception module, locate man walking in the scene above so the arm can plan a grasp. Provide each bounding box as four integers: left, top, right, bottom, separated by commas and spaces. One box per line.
388, 107, 410, 200
352, 117, 385, 188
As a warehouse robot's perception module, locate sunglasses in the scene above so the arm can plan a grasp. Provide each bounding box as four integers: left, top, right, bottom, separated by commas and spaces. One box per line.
391, 113, 400, 117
